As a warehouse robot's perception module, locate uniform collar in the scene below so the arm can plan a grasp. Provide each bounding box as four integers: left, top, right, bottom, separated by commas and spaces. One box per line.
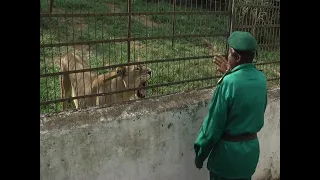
230, 63, 255, 73
217, 63, 255, 84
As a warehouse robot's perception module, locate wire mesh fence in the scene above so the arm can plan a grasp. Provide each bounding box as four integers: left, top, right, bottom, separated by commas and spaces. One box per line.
40, 0, 280, 114
231, 0, 280, 87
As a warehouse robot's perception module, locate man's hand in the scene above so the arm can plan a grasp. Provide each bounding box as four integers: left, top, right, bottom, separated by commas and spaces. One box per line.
195, 157, 203, 169
213, 55, 229, 74
194, 146, 203, 169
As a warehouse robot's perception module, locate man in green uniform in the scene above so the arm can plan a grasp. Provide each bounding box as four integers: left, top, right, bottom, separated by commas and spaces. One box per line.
194, 31, 268, 180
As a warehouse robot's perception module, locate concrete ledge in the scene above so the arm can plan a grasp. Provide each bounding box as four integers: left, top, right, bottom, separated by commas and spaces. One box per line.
40, 88, 213, 132
40, 88, 279, 132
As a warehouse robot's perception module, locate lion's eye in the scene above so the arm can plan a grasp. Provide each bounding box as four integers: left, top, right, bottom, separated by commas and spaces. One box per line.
134, 67, 140, 70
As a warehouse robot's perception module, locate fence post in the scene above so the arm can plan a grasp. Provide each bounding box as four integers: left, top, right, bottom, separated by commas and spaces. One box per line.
172, 0, 176, 47
49, 0, 54, 13
225, 0, 235, 55
127, 0, 132, 62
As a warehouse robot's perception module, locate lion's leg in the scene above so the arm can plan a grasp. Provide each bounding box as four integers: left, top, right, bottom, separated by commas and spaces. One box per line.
60, 74, 72, 110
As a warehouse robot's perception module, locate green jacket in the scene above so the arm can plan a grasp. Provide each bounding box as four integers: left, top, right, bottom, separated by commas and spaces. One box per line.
194, 63, 267, 179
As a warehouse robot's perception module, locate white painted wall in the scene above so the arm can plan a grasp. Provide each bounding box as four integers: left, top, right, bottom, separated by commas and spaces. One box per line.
40, 88, 280, 180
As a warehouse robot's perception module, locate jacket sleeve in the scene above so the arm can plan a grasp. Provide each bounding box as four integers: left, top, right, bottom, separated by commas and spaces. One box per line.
194, 82, 229, 164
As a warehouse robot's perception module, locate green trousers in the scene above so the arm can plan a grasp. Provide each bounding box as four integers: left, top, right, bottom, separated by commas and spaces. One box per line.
210, 172, 251, 180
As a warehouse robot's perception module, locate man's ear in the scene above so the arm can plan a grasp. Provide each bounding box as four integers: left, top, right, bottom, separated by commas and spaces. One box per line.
236, 54, 241, 63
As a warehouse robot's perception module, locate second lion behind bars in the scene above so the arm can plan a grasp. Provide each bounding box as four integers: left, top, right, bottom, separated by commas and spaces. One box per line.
60, 52, 152, 110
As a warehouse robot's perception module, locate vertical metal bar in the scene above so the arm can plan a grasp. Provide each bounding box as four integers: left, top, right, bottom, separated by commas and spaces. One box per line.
225, 0, 234, 55
111, 0, 115, 104
214, 0, 217, 11
248, 2, 253, 39
57, 13, 62, 111
251, 2, 258, 62
172, 0, 176, 47
93, 0, 98, 99
49, 0, 54, 13
127, 0, 132, 62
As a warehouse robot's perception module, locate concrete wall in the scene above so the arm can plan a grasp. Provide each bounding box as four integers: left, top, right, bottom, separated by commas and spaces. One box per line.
40, 88, 280, 180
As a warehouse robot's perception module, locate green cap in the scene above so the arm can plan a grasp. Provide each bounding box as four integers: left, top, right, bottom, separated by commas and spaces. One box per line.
228, 31, 257, 52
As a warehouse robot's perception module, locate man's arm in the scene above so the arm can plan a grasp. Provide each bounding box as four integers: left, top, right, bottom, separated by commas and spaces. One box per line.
264, 93, 268, 112
194, 83, 229, 166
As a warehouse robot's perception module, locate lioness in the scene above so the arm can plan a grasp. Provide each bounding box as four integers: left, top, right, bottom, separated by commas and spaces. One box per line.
60, 52, 152, 110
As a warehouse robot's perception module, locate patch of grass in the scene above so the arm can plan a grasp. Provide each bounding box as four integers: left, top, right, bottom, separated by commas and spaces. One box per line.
40, 0, 280, 114
41, 0, 110, 12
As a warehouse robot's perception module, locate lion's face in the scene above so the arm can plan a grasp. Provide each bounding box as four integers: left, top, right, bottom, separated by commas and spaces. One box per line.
121, 64, 152, 98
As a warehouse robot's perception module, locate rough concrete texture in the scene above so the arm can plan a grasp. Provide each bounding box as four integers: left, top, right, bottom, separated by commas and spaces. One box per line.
40, 88, 280, 180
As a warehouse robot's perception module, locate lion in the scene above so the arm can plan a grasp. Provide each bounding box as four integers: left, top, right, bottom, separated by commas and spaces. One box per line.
60, 52, 152, 110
